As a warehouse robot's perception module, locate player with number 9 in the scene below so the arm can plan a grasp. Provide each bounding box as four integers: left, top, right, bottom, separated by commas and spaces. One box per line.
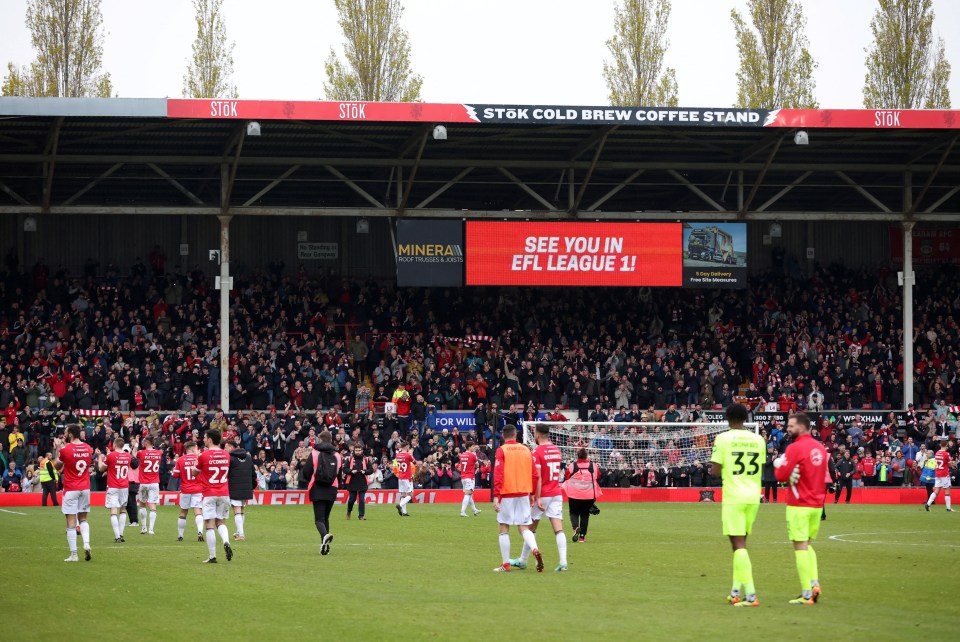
709, 403, 766, 607
56, 424, 94, 562
193, 429, 233, 564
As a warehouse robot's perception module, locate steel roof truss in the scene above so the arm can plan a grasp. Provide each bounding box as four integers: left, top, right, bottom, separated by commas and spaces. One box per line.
147, 163, 205, 205
667, 169, 726, 212
62, 162, 124, 205
834, 171, 892, 213
414, 167, 473, 209
324, 165, 385, 208
497, 167, 558, 211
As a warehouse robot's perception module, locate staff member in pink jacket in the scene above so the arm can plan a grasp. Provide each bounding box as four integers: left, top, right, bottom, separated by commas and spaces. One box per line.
562, 448, 602, 543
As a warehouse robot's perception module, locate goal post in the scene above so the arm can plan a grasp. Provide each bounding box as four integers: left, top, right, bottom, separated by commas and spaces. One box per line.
521, 420, 759, 480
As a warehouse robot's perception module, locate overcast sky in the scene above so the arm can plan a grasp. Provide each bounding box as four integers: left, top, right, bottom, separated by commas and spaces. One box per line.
1, 0, 958, 107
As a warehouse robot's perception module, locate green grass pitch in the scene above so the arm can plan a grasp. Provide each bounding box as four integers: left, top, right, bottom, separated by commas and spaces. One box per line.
2, 502, 957, 641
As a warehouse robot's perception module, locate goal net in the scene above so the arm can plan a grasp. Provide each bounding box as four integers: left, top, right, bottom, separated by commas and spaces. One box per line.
522, 420, 759, 480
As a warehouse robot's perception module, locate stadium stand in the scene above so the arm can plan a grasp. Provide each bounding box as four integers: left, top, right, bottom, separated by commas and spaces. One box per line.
1, 254, 958, 489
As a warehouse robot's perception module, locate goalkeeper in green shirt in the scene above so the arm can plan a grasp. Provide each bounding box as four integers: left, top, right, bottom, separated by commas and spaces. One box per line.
709, 403, 766, 607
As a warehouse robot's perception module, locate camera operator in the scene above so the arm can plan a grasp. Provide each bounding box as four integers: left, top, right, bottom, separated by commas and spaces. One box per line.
343, 443, 373, 520
563, 448, 602, 543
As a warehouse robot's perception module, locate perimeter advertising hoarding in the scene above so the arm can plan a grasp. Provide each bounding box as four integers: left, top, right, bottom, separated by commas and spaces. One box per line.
465, 222, 745, 288
396, 220, 464, 287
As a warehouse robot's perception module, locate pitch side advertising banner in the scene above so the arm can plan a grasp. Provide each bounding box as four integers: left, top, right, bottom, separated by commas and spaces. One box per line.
466, 221, 681, 287
396, 220, 464, 286
682, 223, 747, 289
166, 100, 960, 129
702, 410, 907, 432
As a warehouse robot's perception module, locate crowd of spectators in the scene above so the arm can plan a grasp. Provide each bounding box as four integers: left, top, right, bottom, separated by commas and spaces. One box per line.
1, 249, 959, 492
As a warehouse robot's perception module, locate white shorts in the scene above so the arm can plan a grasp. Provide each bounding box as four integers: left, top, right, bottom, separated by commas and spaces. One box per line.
230, 499, 247, 508
934, 477, 952, 489
398, 479, 413, 494
531, 495, 564, 521
496, 496, 533, 526
61, 490, 91, 515
202, 496, 231, 521
179, 493, 203, 510
138, 483, 160, 504
462, 478, 476, 492
105, 487, 129, 509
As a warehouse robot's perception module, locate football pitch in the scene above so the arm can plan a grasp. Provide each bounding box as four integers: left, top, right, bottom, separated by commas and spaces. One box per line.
2, 502, 957, 641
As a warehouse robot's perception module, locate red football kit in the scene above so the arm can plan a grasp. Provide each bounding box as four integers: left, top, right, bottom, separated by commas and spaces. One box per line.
457, 451, 477, 478
533, 443, 563, 498
174, 453, 202, 494
105, 450, 131, 489
775, 433, 828, 508
198, 448, 230, 497
138, 448, 163, 485
934, 450, 952, 478
860, 456, 876, 477
395, 451, 415, 481
60, 442, 93, 492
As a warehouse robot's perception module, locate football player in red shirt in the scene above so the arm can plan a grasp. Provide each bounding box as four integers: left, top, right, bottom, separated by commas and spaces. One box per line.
97, 438, 131, 543
457, 441, 481, 517
55, 425, 93, 562
173, 441, 205, 541
135, 435, 163, 535
192, 429, 233, 563
511, 424, 568, 571
924, 440, 956, 512
394, 442, 415, 517
774, 413, 828, 605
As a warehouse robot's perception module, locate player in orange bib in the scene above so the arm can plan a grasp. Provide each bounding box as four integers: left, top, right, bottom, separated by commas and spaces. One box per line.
492, 425, 542, 572
511, 424, 567, 571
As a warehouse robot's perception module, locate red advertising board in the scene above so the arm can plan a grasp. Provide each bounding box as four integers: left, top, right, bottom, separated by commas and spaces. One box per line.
164, 100, 960, 130
890, 226, 960, 265
465, 221, 682, 286
167, 99, 478, 123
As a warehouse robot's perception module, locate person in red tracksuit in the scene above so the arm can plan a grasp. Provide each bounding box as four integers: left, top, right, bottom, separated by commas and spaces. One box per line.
858, 452, 876, 486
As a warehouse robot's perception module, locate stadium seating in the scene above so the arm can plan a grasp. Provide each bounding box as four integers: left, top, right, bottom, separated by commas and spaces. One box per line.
1, 257, 958, 488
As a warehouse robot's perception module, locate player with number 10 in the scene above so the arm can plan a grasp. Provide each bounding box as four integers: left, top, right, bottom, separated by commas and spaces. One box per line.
99, 438, 131, 543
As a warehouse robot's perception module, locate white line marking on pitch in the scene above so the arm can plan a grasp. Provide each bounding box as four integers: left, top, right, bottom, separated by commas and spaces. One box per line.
829, 531, 957, 547
0, 508, 27, 515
